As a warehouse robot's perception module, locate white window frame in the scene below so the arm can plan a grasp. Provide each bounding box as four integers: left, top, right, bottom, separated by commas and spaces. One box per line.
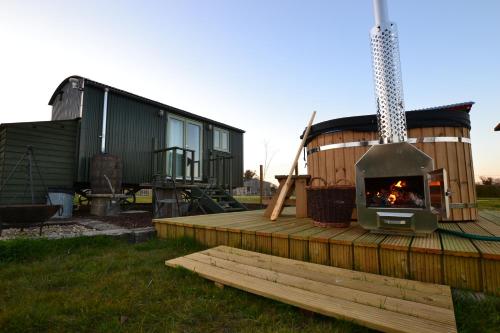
213, 127, 230, 152
166, 115, 203, 180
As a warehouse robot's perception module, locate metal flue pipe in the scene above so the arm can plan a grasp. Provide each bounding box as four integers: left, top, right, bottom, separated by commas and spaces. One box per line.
370, 0, 407, 144
373, 0, 389, 26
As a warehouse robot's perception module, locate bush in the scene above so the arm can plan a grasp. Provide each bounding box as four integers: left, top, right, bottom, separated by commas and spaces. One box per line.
476, 185, 500, 198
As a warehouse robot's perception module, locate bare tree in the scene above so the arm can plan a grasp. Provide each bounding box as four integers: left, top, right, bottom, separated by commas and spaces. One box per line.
480, 176, 494, 185
263, 139, 278, 181
244, 170, 256, 180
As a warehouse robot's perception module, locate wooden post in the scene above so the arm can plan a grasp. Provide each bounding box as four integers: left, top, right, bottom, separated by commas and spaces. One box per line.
259, 164, 264, 207
270, 111, 316, 221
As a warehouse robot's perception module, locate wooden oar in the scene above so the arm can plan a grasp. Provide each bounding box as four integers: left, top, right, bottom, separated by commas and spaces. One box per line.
270, 111, 316, 221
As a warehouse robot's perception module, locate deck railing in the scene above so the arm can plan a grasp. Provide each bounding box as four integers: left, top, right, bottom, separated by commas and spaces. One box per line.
152, 146, 196, 184
151, 144, 233, 189
209, 155, 233, 189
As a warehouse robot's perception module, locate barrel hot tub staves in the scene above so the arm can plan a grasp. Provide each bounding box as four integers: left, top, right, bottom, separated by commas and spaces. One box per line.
305, 104, 477, 222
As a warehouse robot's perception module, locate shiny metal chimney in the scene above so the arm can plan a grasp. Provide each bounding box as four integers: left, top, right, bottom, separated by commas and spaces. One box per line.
370, 0, 407, 143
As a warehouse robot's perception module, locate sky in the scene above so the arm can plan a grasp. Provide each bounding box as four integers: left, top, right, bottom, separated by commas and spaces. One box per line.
0, 0, 499, 183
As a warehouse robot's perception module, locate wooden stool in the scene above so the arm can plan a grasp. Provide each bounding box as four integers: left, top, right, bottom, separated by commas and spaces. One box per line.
264, 175, 311, 218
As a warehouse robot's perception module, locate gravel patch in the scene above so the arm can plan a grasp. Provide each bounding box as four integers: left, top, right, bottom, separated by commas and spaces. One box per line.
0, 224, 96, 241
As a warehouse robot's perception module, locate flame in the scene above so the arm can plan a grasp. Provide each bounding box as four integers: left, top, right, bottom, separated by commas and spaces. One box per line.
388, 179, 406, 205
388, 194, 397, 204
394, 180, 406, 188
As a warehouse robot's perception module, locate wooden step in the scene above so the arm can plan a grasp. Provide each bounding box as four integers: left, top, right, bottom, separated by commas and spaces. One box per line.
166, 246, 457, 333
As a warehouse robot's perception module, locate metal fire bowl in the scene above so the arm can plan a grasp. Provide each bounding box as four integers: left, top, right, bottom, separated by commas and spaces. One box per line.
0, 204, 61, 224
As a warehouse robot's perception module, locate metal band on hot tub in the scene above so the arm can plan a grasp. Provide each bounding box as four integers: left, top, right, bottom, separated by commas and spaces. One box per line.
307, 136, 471, 155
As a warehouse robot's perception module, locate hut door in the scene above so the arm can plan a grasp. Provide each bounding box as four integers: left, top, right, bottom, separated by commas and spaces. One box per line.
186, 121, 202, 180
167, 116, 202, 180
167, 116, 185, 179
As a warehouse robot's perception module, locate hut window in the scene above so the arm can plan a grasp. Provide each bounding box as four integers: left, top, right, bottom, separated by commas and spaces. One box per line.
214, 127, 229, 152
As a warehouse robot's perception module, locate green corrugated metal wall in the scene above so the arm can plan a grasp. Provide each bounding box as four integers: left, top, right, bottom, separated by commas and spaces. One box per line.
77, 85, 103, 183
79, 85, 244, 187
105, 92, 166, 184
0, 120, 78, 205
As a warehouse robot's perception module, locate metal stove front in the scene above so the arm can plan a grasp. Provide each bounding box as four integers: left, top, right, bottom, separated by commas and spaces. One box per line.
355, 142, 449, 235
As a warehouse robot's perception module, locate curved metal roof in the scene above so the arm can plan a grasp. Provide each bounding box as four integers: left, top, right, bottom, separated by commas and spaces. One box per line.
48, 75, 245, 133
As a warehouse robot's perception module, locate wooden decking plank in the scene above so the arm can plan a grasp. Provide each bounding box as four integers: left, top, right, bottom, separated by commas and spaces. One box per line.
380, 235, 413, 279
206, 247, 453, 307
354, 233, 386, 247
308, 226, 354, 265
255, 221, 309, 254
255, 220, 310, 236
439, 223, 482, 291
329, 226, 368, 269
184, 251, 455, 326
411, 232, 442, 254
154, 209, 256, 223
166, 248, 457, 333
353, 233, 386, 274
439, 223, 479, 257
242, 220, 301, 253
309, 225, 356, 243
381, 235, 413, 250
271, 223, 316, 238
288, 226, 325, 240
226, 220, 277, 232
476, 215, 500, 236
287, 226, 325, 261
214, 216, 272, 231
457, 223, 500, 260
329, 226, 367, 245
458, 222, 500, 295
410, 233, 442, 287
480, 210, 500, 225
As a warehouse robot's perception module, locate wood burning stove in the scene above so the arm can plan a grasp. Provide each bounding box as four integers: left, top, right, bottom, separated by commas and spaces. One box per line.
356, 142, 449, 235
356, 0, 450, 235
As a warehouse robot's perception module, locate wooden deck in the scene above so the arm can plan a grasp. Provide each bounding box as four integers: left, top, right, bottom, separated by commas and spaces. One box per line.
154, 208, 500, 295
167, 246, 457, 333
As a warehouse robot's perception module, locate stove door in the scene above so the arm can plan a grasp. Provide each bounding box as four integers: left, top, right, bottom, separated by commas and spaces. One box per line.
428, 168, 450, 219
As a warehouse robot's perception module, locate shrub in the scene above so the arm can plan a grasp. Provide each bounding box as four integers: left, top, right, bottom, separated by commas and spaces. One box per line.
476, 185, 500, 198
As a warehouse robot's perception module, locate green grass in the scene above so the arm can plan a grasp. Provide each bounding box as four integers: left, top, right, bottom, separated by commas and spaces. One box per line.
0, 237, 366, 333
477, 197, 500, 210
135, 195, 152, 204
234, 195, 262, 204
0, 237, 498, 333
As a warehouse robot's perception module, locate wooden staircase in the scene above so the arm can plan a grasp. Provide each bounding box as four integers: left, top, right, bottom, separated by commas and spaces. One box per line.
190, 185, 247, 214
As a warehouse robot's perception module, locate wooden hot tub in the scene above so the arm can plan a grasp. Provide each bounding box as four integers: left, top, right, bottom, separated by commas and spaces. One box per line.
304, 102, 476, 221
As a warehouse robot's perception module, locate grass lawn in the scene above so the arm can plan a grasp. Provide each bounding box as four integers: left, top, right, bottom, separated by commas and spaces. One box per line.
1, 237, 499, 333
477, 197, 500, 210
233, 195, 262, 204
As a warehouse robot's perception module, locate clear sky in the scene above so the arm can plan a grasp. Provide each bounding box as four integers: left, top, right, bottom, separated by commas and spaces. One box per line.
0, 0, 499, 182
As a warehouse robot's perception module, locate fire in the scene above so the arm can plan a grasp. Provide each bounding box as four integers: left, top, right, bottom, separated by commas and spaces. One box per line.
394, 180, 406, 188
388, 179, 407, 205
388, 194, 397, 204
365, 177, 425, 208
